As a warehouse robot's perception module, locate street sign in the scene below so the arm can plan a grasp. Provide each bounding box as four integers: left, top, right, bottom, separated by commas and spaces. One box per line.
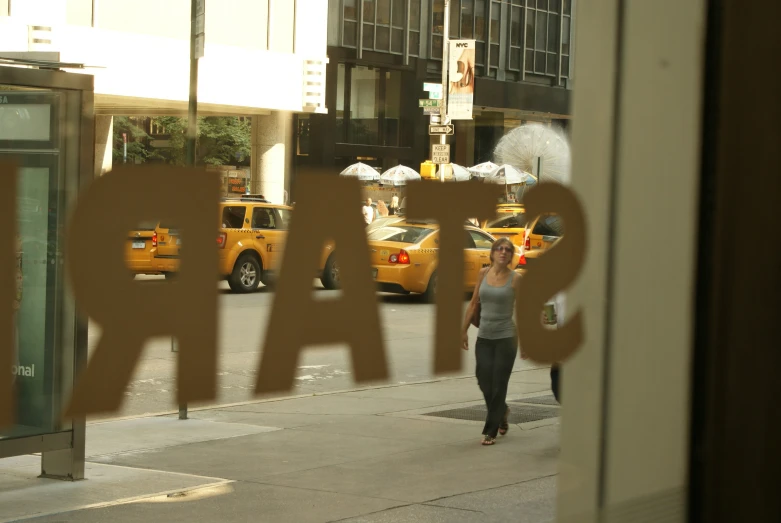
431, 144, 450, 164
419, 99, 442, 108
423, 106, 440, 115
424, 83, 443, 100
429, 124, 454, 136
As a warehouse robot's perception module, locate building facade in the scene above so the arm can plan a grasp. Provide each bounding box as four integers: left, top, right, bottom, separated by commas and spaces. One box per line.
298, 0, 573, 177
0, 0, 330, 204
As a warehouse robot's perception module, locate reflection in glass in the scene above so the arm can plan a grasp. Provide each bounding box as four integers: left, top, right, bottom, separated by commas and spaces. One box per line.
409, 31, 420, 56
0, 105, 50, 141
348, 66, 380, 145
410, 0, 421, 27
363, 0, 376, 22
384, 71, 402, 147
344, 21, 358, 47
548, 13, 559, 52
336, 64, 346, 140
377, 0, 391, 25
377, 26, 391, 51
391, 0, 404, 27
343, 0, 357, 20
475, 0, 486, 40
461, 0, 474, 38
392, 28, 403, 53
363, 23, 374, 49
449, 0, 459, 37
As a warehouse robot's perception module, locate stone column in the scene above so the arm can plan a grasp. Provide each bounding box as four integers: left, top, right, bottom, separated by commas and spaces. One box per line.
251, 112, 292, 205
94, 115, 113, 177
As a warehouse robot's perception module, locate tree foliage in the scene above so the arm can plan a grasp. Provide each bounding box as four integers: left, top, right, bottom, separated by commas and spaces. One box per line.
113, 116, 252, 167
112, 117, 150, 164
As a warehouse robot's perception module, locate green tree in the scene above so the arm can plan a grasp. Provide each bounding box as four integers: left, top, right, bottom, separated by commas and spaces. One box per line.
112, 117, 150, 164
198, 116, 251, 166
148, 116, 251, 167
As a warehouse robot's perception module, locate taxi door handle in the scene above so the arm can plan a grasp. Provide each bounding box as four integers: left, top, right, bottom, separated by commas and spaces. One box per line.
256, 235, 265, 239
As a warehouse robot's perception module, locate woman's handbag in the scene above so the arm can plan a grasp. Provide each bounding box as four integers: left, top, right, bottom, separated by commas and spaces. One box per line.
470, 302, 481, 328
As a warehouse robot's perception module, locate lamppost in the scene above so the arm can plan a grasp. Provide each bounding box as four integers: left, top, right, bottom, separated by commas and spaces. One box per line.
439, 0, 451, 183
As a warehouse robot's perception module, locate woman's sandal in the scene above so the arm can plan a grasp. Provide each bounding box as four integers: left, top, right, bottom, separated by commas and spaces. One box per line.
498, 407, 510, 435
481, 435, 496, 446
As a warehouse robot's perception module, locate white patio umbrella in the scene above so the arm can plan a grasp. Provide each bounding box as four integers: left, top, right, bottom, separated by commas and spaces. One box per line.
436, 163, 471, 181
484, 164, 535, 185
379, 165, 421, 186
485, 164, 535, 201
340, 162, 381, 181
467, 161, 499, 177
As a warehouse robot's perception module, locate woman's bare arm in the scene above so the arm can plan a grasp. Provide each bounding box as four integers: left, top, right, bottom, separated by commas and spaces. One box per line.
463, 268, 487, 335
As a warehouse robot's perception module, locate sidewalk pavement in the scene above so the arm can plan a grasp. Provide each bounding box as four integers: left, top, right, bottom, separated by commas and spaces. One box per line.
0, 368, 560, 523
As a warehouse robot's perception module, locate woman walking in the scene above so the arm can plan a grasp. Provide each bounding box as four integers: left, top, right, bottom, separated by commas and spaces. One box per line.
462, 237, 521, 446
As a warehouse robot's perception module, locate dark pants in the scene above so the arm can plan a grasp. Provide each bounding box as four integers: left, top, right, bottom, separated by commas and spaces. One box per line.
551, 364, 561, 403
475, 336, 517, 438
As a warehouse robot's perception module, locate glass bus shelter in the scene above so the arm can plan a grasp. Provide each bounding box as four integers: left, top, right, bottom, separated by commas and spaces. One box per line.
0, 64, 93, 480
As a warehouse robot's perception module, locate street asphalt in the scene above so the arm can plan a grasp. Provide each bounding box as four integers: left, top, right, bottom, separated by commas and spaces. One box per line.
91, 276, 547, 422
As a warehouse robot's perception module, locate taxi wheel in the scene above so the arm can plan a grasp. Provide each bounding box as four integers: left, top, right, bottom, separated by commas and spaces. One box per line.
228, 254, 261, 293
322, 253, 341, 290
423, 271, 437, 303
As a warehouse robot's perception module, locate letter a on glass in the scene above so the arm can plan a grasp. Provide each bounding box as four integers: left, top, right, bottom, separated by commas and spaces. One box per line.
406, 180, 500, 375
65, 166, 221, 417
255, 174, 388, 394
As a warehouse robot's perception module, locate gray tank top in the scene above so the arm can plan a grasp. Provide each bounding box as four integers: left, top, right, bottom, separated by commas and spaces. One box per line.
477, 271, 517, 340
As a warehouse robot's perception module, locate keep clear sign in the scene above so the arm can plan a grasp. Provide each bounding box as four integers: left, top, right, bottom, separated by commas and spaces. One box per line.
448, 39, 476, 120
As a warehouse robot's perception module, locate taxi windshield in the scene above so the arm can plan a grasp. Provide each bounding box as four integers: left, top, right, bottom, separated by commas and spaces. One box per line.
367, 226, 435, 244
485, 212, 526, 229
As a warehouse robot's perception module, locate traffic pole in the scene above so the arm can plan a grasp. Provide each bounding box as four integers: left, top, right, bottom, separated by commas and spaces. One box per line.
439, 0, 451, 183
171, 336, 187, 419
186, 0, 201, 168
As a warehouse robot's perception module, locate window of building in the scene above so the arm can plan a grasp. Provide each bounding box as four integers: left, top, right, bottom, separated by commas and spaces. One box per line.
343, 0, 420, 56
349, 66, 381, 144
335, 63, 409, 147
431, 0, 487, 74
409, 0, 422, 56
509, 0, 524, 71
489, 0, 501, 70
524, 0, 568, 78
343, 0, 359, 47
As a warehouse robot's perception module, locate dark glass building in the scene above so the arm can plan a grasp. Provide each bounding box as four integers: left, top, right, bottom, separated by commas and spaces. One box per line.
296, 0, 573, 175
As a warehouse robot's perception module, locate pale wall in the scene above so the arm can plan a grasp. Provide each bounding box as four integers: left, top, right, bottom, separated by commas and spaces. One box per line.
0, 0, 328, 115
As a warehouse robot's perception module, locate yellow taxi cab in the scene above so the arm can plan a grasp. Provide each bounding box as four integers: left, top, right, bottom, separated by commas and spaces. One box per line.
523, 213, 563, 251
125, 221, 162, 277
366, 219, 524, 302
318, 215, 406, 290
515, 236, 562, 276
151, 197, 293, 293
481, 204, 527, 248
